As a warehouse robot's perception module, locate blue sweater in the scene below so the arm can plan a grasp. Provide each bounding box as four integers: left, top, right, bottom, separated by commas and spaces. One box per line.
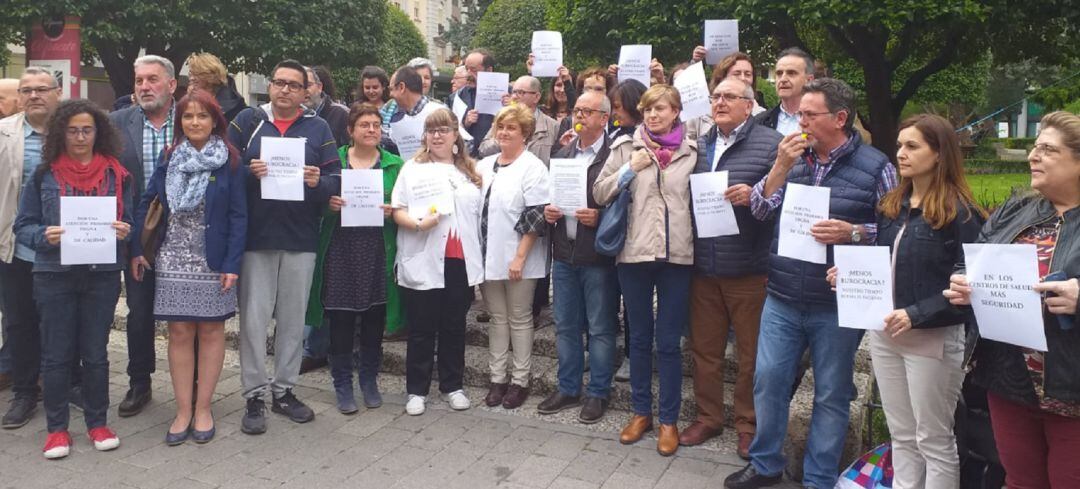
131, 148, 248, 274
227, 105, 340, 252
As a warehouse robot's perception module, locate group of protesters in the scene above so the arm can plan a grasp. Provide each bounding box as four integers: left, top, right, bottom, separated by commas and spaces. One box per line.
1, 36, 1079, 489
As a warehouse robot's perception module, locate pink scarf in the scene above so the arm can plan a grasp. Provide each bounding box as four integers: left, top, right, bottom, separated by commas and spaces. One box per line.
640, 123, 684, 169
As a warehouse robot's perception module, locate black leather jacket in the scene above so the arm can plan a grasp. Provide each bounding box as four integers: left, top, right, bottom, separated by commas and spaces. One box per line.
968, 193, 1080, 404
878, 196, 984, 328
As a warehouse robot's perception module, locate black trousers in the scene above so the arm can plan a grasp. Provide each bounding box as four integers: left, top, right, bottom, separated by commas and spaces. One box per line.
403, 259, 470, 396
327, 305, 386, 356
123, 267, 157, 389
0, 257, 41, 400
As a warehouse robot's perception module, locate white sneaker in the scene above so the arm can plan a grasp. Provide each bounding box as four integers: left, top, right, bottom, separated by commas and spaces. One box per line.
405, 395, 426, 416
441, 390, 471, 410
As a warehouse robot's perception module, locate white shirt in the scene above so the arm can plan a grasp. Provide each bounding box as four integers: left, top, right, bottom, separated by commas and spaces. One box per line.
711, 121, 747, 171
776, 104, 801, 136
391, 160, 484, 290
479, 151, 551, 281
389, 100, 446, 161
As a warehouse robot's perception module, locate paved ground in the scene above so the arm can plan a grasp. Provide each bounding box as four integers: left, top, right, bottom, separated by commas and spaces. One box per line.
0, 331, 805, 489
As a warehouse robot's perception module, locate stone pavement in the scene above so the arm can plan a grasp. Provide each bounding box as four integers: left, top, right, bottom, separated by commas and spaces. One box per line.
0, 332, 803, 489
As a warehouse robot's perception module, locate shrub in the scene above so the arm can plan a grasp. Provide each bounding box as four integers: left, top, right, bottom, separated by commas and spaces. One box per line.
964, 158, 1029, 174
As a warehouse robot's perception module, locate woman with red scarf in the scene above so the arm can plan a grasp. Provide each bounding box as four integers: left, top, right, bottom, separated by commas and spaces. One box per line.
14, 99, 133, 460
593, 84, 697, 456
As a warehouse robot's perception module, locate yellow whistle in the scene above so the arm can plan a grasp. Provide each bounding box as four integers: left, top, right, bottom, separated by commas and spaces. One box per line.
574, 123, 583, 132
613, 120, 621, 127
801, 133, 808, 140
429, 205, 438, 214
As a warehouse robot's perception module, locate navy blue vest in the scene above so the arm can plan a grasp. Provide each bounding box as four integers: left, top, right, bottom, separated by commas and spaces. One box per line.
767, 135, 891, 305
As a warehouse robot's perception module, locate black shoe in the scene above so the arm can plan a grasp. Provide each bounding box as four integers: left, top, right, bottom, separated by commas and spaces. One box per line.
118, 386, 152, 417
1, 398, 36, 429
241, 397, 267, 435
69, 385, 84, 411
536, 392, 581, 415
723, 464, 782, 489
578, 397, 608, 424
271, 389, 315, 423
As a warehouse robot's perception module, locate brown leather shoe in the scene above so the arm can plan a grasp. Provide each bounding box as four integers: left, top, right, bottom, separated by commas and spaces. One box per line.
501, 384, 529, 409
657, 424, 679, 456
484, 382, 509, 407
678, 420, 721, 446
619, 415, 653, 444
737, 432, 754, 460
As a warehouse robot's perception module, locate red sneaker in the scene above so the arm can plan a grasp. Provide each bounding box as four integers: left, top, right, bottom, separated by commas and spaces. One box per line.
87, 426, 120, 451
43, 431, 72, 459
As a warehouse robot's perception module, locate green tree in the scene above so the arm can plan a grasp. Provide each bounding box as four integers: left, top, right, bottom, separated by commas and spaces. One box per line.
472, 0, 548, 77
438, 0, 494, 62
377, 4, 428, 72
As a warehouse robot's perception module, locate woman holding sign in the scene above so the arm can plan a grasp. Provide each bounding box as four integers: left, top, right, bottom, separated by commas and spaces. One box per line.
14, 99, 133, 459
391, 108, 484, 416
131, 90, 247, 446
593, 84, 697, 456
827, 114, 985, 488
945, 111, 1080, 488
305, 103, 403, 414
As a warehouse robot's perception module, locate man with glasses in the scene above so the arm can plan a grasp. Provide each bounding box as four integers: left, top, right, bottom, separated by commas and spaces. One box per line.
478, 76, 558, 166
0, 67, 61, 427
755, 48, 815, 136
227, 59, 340, 435
725, 78, 896, 489
536, 90, 619, 423
681, 79, 782, 458
387, 65, 446, 161
108, 55, 178, 418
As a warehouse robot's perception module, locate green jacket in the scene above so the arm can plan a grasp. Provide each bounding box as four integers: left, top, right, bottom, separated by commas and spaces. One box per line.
305, 146, 404, 332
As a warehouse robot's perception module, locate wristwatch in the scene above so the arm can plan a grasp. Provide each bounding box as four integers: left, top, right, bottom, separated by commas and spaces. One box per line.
850, 225, 863, 244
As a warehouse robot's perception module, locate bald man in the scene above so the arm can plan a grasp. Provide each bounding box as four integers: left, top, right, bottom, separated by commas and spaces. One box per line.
0, 79, 19, 119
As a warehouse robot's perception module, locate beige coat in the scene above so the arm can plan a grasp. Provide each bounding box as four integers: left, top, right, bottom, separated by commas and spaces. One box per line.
593, 130, 697, 265
0, 112, 28, 263
477, 108, 558, 166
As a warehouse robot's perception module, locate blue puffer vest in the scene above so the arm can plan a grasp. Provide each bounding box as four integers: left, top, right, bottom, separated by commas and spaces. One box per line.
767, 134, 891, 305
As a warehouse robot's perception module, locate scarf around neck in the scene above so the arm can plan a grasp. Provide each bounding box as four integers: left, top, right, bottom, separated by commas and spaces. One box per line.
166, 136, 229, 211
640, 122, 684, 169
51, 152, 129, 219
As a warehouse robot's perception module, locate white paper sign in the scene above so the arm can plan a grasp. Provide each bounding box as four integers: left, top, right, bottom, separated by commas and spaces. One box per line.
531, 31, 563, 78
260, 137, 305, 201
451, 94, 474, 141
690, 171, 739, 238
390, 115, 425, 161
548, 158, 588, 213
341, 169, 384, 227
618, 45, 652, 87
674, 62, 711, 122
60, 196, 116, 265
835, 246, 893, 330
704, 20, 740, 65
408, 171, 455, 220
476, 72, 510, 116
964, 243, 1047, 351
778, 183, 830, 264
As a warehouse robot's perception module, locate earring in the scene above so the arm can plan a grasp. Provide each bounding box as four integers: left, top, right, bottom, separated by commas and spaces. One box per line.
452, 144, 459, 155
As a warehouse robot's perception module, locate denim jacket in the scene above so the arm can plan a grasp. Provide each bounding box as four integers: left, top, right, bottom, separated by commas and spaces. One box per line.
13, 167, 133, 272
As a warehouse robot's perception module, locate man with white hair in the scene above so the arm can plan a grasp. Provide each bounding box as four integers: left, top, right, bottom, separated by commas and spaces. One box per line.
109, 54, 178, 418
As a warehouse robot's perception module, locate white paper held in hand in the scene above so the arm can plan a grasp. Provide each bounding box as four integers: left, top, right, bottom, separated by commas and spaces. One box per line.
408, 170, 455, 220
963, 243, 1047, 351
259, 136, 305, 201
451, 94, 474, 141
704, 20, 739, 65
531, 31, 563, 78
618, 45, 652, 87
673, 62, 711, 122
834, 245, 893, 330
548, 158, 588, 213
777, 183, 830, 264
340, 169, 384, 227
689, 171, 739, 238
390, 115, 426, 161
475, 72, 510, 116
60, 196, 117, 265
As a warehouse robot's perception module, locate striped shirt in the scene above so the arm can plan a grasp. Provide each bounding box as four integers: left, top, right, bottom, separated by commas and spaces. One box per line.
141, 108, 174, 187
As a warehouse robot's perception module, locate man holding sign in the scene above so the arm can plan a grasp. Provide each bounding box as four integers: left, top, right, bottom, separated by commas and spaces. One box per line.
683, 78, 781, 456
388, 66, 447, 162
226, 59, 339, 435
726, 78, 895, 489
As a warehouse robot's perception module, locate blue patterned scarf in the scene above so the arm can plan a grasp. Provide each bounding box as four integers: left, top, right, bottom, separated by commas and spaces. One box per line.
166, 136, 228, 211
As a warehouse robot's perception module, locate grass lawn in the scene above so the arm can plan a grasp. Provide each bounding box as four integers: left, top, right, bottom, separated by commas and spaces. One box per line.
966, 173, 1030, 209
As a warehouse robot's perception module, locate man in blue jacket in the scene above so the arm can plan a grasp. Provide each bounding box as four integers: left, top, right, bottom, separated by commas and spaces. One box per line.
725, 78, 896, 489
227, 59, 340, 435
456, 48, 497, 157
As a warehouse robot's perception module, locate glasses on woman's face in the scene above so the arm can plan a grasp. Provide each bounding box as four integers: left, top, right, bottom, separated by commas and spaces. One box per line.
1032, 143, 1063, 157
425, 127, 454, 136
66, 127, 96, 139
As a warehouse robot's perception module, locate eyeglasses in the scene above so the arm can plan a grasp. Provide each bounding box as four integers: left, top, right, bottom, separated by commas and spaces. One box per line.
425, 127, 454, 135
1032, 143, 1063, 157
66, 127, 96, 139
796, 110, 834, 120
511, 90, 538, 97
270, 79, 306, 92
18, 86, 59, 96
708, 93, 751, 103
572, 107, 607, 117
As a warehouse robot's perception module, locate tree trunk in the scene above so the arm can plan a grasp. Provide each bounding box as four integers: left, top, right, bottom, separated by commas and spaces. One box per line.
861, 60, 899, 164
94, 39, 139, 101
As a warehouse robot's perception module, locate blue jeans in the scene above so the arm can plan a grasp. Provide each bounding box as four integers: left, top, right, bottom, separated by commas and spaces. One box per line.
35, 269, 121, 432
749, 294, 863, 489
617, 262, 691, 425
303, 323, 330, 359
552, 260, 619, 399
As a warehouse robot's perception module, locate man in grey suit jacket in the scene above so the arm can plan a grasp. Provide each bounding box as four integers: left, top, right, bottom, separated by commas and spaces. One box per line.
108, 55, 177, 418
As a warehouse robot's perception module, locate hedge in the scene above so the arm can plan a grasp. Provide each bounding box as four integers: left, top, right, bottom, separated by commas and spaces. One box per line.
981, 137, 1036, 150
964, 158, 1029, 174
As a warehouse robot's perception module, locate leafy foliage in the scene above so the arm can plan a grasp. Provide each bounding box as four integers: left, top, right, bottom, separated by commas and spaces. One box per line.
376, 4, 429, 73
471, 0, 549, 77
